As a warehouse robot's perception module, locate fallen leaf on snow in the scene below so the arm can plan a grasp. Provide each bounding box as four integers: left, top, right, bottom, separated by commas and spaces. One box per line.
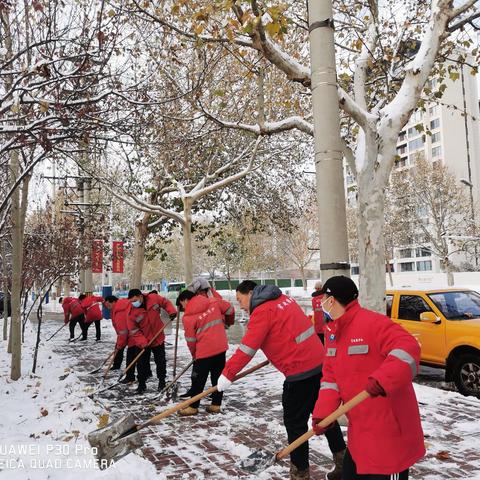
436, 451, 451, 460
40, 407, 48, 416
97, 413, 110, 428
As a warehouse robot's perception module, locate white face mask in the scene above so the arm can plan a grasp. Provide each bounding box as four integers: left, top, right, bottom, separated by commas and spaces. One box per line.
321, 297, 333, 321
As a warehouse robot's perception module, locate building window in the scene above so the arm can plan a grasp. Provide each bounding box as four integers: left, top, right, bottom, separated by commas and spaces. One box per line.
397, 144, 407, 155
400, 262, 415, 272
409, 137, 425, 151
395, 157, 407, 169
399, 248, 413, 259
415, 247, 431, 257
399, 131, 406, 142
432, 146, 442, 158
429, 105, 439, 116
431, 132, 441, 143
417, 260, 432, 271
407, 125, 422, 137
430, 118, 440, 130
351, 266, 359, 275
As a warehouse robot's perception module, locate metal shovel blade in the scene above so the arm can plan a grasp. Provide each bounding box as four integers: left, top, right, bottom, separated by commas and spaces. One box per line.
237, 449, 276, 474
87, 414, 143, 467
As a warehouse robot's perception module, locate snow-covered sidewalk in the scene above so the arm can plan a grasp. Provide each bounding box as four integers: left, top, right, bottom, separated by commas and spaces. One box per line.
1, 312, 480, 479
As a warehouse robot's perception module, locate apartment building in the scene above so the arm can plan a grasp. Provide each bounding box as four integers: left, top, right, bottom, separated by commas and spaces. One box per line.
346, 63, 480, 274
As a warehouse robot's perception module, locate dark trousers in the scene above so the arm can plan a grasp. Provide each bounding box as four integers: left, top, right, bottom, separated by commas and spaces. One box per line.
84, 320, 101, 340
318, 332, 325, 345
282, 373, 346, 471
190, 351, 226, 408
125, 346, 149, 384
69, 314, 86, 339
342, 449, 409, 479
113, 347, 125, 369
150, 343, 166, 383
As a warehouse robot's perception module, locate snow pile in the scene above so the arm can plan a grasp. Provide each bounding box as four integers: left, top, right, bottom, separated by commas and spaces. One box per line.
0, 322, 163, 479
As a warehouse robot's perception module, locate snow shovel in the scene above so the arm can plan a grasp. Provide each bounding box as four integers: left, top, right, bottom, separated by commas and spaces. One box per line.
69, 332, 84, 343
238, 390, 370, 475
88, 359, 270, 466
87, 349, 117, 375
157, 359, 194, 401
46, 322, 67, 341
88, 318, 173, 398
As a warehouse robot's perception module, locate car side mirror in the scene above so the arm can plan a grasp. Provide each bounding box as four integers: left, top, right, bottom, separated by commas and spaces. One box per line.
420, 311, 440, 323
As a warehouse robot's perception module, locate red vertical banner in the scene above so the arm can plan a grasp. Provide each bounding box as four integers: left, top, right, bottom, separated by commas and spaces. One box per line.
112, 241, 124, 273
91, 240, 104, 273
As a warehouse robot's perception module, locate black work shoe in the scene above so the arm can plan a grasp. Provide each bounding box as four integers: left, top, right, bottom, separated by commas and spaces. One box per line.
95, 338, 101, 342
146, 371, 153, 379
80, 337, 87, 341
135, 383, 147, 395
179, 390, 192, 399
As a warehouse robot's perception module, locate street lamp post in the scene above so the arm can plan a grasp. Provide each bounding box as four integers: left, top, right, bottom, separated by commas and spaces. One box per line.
460, 178, 478, 267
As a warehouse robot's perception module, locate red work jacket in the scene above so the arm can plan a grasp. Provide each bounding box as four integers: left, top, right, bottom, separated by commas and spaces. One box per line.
126, 305, 148, 348
81, 295, 103, 324
111, 299, 130, 349
311, 291, 325, 334
143, 293, 177, 347
63, 297, 84, 321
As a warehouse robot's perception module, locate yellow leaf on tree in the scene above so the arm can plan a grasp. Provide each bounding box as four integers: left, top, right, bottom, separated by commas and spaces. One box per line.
39, 100, 49, 113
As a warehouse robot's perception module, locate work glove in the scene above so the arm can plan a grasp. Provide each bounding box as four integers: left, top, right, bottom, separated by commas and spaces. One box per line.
216, 374, 232, 392
311, 417, 332, 436
366, 377, 386, 397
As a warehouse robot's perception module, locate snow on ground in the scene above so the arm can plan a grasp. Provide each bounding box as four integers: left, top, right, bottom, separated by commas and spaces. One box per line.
0, 322, 164, 479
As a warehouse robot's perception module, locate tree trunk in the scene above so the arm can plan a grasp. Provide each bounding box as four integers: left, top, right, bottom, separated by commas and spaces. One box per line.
182, 199, 193, 284
300, 266, 307, 291
131, 214, 150, 289
444, 259, 454, 286
386, 257, 394, 287
357, 168, 387, 313
10, 149, 23, 379
2, 239, 9, 341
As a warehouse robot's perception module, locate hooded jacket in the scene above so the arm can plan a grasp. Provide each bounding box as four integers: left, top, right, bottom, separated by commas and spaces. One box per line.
183, 295, 228, 359
312, 300, 425, 474
223, 285, 324, 381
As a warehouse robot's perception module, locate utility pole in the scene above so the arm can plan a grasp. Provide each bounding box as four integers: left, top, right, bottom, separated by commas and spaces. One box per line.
308, 0, 350, 281
83, 178, 93, 294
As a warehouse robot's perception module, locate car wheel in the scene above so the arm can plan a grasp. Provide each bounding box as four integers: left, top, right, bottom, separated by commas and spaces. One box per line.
453, 353, 480, 398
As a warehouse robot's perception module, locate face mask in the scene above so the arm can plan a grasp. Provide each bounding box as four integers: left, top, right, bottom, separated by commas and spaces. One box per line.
132, 300, 141, 308
321, 297, 333, 321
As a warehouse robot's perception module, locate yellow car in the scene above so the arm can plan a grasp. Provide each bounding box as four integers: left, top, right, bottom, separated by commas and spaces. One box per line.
386, 288, 480, 397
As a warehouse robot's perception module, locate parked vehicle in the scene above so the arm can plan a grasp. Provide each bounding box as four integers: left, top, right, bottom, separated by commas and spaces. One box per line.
386, 288, 480, 397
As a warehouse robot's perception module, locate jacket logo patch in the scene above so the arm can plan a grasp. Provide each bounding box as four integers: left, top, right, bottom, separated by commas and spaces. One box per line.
329, 334, 336, 341
326, 348, 337, 357
347, 345, 369, 355
350, 338, 365, 343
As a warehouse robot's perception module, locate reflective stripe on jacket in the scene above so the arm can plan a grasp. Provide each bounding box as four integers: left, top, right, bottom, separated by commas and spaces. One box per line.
312, 300, 425, 474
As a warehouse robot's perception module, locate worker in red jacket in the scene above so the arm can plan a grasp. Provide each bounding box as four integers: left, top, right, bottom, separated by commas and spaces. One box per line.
187, 278, 235, 327
80, 294, 104, 341
176, 289, 229, 416
59, 294, 86, 340
103, 295, 131, 370
144, 290, 177, 391
311, 281, 325, 344
312, 276, 425, 480
217, 281, 346, 480
124, 291, 150, 394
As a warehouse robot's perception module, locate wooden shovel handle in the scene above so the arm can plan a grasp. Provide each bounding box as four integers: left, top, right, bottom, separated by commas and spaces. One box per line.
142, 359, 270, 429
103, 349, 117, 380
276, 390, 370, 460
121, 318, 172, 378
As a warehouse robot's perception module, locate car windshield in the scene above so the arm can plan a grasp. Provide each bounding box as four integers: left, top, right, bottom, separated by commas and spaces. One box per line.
428, 291, 480, 320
